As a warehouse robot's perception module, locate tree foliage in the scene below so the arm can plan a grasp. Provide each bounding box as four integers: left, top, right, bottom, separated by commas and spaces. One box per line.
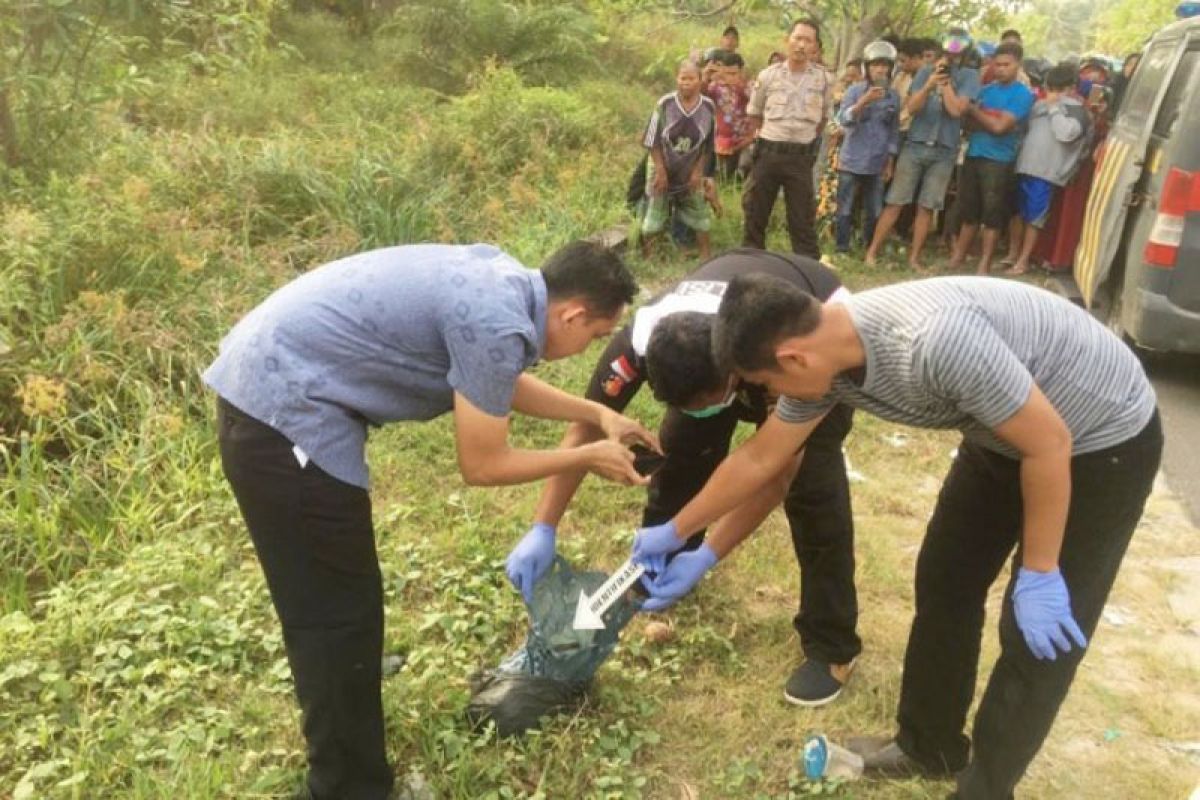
0, 0, 280, 170
1094, 0, 1178, 55
391, 0, 604, 94
773, 0, 1016, 68
993, 0, 1178, 61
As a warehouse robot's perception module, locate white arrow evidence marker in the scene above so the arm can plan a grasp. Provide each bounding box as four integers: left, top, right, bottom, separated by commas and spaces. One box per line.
573, 558, 646, 630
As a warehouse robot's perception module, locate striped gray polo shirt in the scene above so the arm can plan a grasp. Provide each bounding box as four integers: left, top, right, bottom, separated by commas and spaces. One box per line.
777, 277, 1156, 457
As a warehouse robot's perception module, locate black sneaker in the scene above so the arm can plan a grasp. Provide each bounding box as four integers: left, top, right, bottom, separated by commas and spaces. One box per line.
783, 658, 856, 707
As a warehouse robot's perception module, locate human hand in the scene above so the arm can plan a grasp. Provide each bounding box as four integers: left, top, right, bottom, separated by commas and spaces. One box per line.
632, 519, 686, 563
583, 440, 647, 486
703, 177, 723, 217
883, 157, 895, 183
860, 86, 886, 106
641, 544, 718, 611
598, 407, 661, 453
651, 169, 669, 196
505, 523, 556, 605
1012, 567, 1088, 660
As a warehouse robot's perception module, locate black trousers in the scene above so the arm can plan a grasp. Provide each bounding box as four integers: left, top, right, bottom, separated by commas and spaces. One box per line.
895, 413, 1162, 799
217, 399, 393, 800
642, 402, 861, 665
741, 140, 821, 259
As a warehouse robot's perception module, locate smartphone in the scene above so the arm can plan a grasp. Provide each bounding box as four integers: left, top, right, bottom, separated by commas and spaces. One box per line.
1087, 84, 1104, 106
631, 444, 667, 477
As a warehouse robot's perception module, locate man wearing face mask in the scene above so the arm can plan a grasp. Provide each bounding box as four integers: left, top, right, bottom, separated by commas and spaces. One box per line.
506, 248, 862, 707
632, 274, 1161, 799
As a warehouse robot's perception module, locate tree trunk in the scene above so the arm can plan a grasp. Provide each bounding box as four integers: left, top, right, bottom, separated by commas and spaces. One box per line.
0, 86, 20, 168
830, 13, 884, 71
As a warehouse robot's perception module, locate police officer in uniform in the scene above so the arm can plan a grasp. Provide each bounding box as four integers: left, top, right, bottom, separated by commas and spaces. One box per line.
742, 19, 833, 258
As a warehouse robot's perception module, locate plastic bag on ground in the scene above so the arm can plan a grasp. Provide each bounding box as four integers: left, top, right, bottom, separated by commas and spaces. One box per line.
465, 556, 639, 736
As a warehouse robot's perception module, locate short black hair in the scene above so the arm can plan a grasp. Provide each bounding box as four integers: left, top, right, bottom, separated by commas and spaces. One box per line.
921, 38, 941, 55
898, 38, 924, 58
788, 18, 823, 51
713, 274, 823, 373
1025, 58, 1047, 86
712, 50, 743, 68
845, 58, 863, 71
995, 42, 1024, 62
541, 241, 637, 318
722, 25, 739, 38
645, 312, 725, 406
1001, 29, 1022, 42
1045, 64, 1075, 91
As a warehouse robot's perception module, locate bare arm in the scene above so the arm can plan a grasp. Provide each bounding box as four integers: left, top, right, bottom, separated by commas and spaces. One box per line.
744, 114, 762, 140
649, 145, 669, 192
992, 385, 1073, 572
531, 421, 603, 526
453, 392, 646, 487
705, 453, 803, 558
905, 76, 937, 116
673, 412, 825, 537
967, 105, 1018, 135
511, 373, 659, 450
941, 79, 972, 118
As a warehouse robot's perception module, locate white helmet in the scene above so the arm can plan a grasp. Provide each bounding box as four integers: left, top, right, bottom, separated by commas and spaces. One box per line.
863, 40, 898, 66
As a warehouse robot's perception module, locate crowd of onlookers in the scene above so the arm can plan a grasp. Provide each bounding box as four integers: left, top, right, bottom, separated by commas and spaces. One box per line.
636, 20, 1142, 276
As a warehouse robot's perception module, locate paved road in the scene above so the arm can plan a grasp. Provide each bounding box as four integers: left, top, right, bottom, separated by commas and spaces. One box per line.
1145, 351, 1200, 525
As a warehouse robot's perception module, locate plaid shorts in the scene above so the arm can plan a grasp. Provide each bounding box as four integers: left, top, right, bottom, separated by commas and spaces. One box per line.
641, 162, 711, 234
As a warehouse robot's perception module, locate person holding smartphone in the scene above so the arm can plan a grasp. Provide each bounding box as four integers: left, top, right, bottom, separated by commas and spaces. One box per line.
864, 27, 981, 271
832, 41, 902, 253
506, 249, 864, 708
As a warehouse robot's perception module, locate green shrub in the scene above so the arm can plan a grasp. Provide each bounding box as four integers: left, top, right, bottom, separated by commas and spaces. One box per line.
394, 0, 602, 94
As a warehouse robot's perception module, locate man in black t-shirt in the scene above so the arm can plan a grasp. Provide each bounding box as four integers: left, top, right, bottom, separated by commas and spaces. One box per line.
506, 248, 863, 706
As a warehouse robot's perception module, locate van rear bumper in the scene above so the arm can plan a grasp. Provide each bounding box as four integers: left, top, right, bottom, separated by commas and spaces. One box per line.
1129, 288, 1200, 353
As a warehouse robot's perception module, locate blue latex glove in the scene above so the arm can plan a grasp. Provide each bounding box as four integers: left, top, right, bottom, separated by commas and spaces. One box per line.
1012, 567, 1088, 661
632, 519, 686, 564
505, 523, 556, 605
641, 544, 719, 612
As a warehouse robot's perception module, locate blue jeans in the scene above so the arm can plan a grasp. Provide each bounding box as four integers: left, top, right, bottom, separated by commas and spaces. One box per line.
835, 170, 885, 251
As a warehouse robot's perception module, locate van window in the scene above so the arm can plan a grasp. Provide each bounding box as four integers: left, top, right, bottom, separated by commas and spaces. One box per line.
1154, 49, 1200, 137
1122, 40, 1178, 127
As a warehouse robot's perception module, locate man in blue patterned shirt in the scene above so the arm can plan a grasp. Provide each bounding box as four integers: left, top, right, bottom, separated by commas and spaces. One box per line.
204, 241, 658, 800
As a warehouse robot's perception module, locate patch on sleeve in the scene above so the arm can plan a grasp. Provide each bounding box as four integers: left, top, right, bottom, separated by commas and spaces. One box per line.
603, 355, 639, 397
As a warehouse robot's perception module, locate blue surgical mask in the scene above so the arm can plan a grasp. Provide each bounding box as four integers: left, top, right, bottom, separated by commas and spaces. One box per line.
681, 389, 737, 419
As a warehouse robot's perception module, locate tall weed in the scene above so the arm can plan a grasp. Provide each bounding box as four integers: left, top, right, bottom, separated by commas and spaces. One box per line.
394, 0, 602, 94
0, 14, 657, 607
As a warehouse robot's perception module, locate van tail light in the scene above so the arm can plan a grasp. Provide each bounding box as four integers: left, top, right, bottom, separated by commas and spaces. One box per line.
1144, 167, 1200, 268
